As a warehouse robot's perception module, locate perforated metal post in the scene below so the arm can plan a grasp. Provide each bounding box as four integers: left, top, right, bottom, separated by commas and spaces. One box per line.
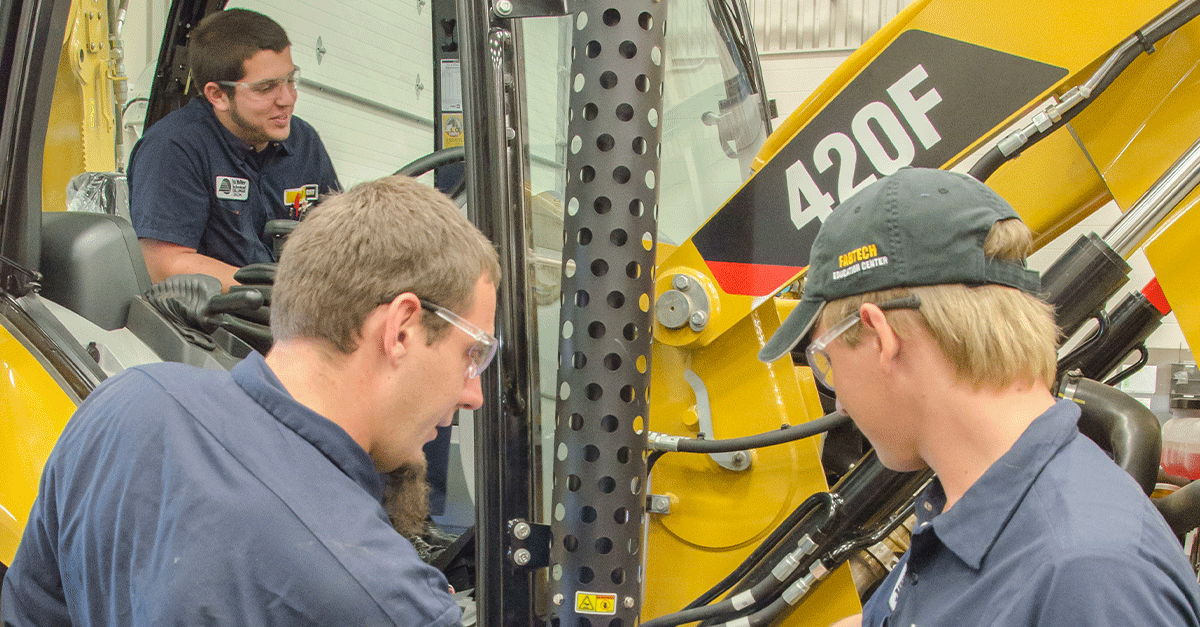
549, 1, 666, 625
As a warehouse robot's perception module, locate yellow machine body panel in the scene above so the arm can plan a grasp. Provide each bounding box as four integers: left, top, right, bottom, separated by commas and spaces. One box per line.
644, 294, 860, 624
0, 321, 79, 565
1145, 190, 1200, 357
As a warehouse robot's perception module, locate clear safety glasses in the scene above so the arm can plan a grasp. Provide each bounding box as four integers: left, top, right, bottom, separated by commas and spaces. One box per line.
806, 296, 921, 391
419, 299, 500, 379
217, 67, 300, 101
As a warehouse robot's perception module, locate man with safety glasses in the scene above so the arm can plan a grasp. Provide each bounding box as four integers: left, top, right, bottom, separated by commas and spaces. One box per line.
759, 168, 1200, 626
2, 175, 498, 625
128, 8, 340, 291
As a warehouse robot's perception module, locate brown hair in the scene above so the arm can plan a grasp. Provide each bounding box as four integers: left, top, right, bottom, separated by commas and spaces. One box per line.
271, 175, 501, 353
820, 219, 1058, 390
188, 9, 290, 93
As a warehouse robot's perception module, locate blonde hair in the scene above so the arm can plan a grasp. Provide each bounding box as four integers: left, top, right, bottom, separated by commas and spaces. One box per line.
820, 219, 1058, 390
271, 175, 500, 353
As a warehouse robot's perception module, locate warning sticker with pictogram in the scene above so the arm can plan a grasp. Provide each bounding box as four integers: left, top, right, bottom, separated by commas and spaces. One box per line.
575, 591, 617, 615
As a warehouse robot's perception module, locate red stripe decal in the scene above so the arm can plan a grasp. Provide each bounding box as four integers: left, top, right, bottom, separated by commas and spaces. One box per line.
1141, 278, 1172, 315
705, 260, 805, 297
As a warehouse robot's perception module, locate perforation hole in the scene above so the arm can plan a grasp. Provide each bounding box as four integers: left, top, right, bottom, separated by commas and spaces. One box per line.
577, 228, 592, 245
580, 566, 595, 584
614, 507, 630, 524
616, 103, 634, 121
642, 232, 653, 250
555, 502, 565, 520
603, 8, 621, 25
562, 319, 573, 338
559, 382, 571, 400
571, 135, 582, 154
595, 537, 613, 554
619, 40, 637, 59
575, 290, 590, 307
617, 446, 631, 463
586, 41, 602, 58
600, 71, 618, 89
604, 353, 622, 371
581, 166, 595, 183
613, 166, 631, 184
597, 134, 615, 152
568, 474, 582, 491
623, 324, 638, 341
595, 196, 612, 214
620, 385, 635, 402
629, 199, 644, 216
564, 535, 579, 552
626, 261, 640, 279
648, 108, 659, 128
577, 11, 589, 28
610, 229, 628, 246
570, 412, 584, 430
633, 137, 647, 154
573, 73, 585, 92
586, 383, 602, 400
584, 103, 599, 120
638, 12, 652, 30
598, 476, 616, 493
635, 74, 649, 93
602, 414, 619, 432
632, 416, 644, 434
581, 505, 597, 523
568, 197, 580, 215
611, 568, 626, 585
646, 170, 656, 189
631, 476, 641, 494
589, 321, 606, 338
591, 259, 609, 277
585, 444, 601, 462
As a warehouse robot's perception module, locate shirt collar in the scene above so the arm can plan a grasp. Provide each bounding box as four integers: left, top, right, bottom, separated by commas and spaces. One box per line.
915, 399, 1081, 570
230, 351, 384, 501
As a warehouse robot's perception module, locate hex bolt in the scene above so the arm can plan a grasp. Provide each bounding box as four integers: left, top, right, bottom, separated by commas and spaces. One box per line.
513, 521, 532, 540
732, 451, 748, 468
553, 594, 564, 606
495, 0, 513, 15
624, 596, 636, 609
690, 310, 708, 327
513, 548, 532, 565
672, 274, 690, 291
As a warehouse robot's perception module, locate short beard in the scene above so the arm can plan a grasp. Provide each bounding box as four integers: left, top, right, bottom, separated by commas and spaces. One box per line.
381, 461, 430, 537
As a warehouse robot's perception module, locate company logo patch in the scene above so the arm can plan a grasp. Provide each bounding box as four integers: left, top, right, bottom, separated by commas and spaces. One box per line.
284, 184, 320, 219
575, 591, 617, 615
215, 176, 250, 201
832, 244, 888, 281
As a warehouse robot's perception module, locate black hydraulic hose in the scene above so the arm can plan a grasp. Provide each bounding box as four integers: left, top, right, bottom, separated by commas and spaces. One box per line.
969, 0, 1200, 182
1154, 480, 1200, 537
1058, 373, 1162, 495
641, 499, 835, 627
683, 493, 836, 610
650, 411, 851, 454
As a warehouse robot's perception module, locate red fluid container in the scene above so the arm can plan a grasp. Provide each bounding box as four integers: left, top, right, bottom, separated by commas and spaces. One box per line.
1161, 417, 1200, 480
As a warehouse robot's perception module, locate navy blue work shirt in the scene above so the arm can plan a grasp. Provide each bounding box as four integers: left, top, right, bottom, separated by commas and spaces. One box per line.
862, 400, 1200, 626
1, 353, 460, 627
128, 98, 340, 267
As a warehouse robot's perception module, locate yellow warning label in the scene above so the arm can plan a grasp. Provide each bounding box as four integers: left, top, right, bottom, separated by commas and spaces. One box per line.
575, 591, 617, 615
442, 113, 464, 148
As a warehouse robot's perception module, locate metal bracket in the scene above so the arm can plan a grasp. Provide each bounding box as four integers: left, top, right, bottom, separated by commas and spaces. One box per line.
655, 274, 711, 332
683, 369, 752, 472
507, 519, 551, 568
491, 0, 569, 18
647, 494, 672, 514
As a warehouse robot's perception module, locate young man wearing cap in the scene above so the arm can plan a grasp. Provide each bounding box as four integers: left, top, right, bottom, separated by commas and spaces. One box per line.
759, 167, 1200, 626
2, 176, 498, 625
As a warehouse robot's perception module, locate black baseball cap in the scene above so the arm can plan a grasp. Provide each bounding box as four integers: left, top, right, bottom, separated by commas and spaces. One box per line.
758, 167, 1041, 363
